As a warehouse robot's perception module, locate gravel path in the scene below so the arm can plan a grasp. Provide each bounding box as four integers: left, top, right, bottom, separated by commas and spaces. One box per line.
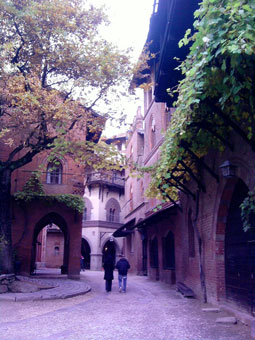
0, 270, 253, 340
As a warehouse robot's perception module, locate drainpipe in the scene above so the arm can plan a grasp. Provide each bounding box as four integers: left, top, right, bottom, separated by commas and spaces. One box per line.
192, 189, 207, 303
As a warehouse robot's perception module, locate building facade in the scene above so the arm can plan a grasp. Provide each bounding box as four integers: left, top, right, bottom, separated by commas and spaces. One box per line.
82, 135, 126, 270
114, 0, 255, 323
1, 112, 103, 278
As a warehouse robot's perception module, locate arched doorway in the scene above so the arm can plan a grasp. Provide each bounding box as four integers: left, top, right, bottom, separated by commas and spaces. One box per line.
150, 236, 159, 280
162, 231, 175, 271
36, 224, 64, 269
31, 212, 69, 275
139, 228, 147, 276
225, 179, 255, 312
102, 239, 116, 265
81, 238, 91, 269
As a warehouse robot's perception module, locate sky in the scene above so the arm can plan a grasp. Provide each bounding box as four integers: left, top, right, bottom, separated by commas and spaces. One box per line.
92, 0, 155, 137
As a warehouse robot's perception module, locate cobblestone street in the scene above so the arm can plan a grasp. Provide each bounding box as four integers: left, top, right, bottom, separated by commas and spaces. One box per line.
0, 271, 254, 340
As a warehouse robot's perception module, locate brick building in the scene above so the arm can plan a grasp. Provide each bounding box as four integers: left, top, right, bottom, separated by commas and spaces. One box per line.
1, 110, 103, 279
114, 0, 255, 322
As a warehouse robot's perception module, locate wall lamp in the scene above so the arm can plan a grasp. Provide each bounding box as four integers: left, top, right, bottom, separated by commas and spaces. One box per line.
219, 160, 237, 178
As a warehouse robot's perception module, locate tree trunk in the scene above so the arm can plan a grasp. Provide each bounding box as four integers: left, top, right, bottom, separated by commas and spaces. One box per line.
0, 169, 14, 274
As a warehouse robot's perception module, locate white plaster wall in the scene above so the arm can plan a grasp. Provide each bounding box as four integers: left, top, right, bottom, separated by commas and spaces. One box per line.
84, 186, 100, 220
82, 179, 124, 270
81, 227, 99, 254
84, 186, 125, 223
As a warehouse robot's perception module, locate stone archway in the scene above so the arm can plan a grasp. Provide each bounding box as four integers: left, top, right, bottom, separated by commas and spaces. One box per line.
31, 212, 69, 275
215, 177, 239, 300
12, 199, 82, 279
102, 239, 118, 265
216, 178, 255, 312
81, 238, 91, 269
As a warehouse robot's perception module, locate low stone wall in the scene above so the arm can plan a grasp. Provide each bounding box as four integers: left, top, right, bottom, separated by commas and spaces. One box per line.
0, 274, 15, 293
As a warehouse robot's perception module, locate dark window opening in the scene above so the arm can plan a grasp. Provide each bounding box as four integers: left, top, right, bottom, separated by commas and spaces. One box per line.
150, 237, 158, 268
188, 209, 195, 257
109, 208, 115, 222
83, 207, 87, 221
162, 231, 175, 269
54, 246, 60, 256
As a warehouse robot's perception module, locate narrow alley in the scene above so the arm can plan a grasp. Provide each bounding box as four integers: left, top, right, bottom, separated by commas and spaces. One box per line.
0, 271, 253, 340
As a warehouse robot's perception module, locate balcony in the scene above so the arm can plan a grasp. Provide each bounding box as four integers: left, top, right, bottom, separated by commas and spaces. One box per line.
86, 172, 124, 190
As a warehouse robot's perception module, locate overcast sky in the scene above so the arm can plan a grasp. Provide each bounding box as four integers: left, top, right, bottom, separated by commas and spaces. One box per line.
92, 0, 155, 137
94, 0, 154, 59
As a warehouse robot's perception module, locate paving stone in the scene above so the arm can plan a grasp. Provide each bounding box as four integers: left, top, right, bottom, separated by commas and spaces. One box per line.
202, 307, 220, 313
8, 281, 40, 293
0, 276, 91, 301
216, 316, 237, 324
0, 285, 8, 293
0, 271, 254, 340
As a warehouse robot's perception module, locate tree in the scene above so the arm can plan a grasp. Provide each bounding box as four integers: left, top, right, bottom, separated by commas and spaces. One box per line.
0, 0, 132, 273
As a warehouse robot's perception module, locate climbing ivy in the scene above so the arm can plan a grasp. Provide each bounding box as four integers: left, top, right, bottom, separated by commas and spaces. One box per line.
240, 189, 255, 232
147, 0, 255, 200
14, 172, 84, 214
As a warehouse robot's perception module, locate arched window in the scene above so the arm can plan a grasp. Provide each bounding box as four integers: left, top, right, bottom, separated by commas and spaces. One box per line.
109, 208, 115, 222
130, 184, 133, 211
83, 198, 92, 223
150, 237, 158, 268
54, 246, 60, 256
46, 161, 63, 184
162, 231, 175, 269
105, 198, 120, 223
150, 115, 156, 149
83, 207, 87, 221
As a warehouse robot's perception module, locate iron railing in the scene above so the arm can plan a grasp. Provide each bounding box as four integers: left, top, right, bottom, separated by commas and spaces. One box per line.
86, 172, 124, 188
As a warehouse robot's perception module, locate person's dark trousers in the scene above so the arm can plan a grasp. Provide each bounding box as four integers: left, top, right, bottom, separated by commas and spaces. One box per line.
105, 280, 112, 292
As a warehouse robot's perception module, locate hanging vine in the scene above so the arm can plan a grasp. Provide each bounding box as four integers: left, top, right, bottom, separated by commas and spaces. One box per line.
146, 0, 255, 200
14, 172, 84, 214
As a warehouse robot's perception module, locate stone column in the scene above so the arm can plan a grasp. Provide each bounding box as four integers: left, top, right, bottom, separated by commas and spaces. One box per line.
90, 253, 103, 271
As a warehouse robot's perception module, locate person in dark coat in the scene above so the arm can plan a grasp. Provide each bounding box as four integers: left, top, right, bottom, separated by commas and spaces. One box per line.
103, 255, 115, 292
80, 255, 85, 272
115, 255, 130, 293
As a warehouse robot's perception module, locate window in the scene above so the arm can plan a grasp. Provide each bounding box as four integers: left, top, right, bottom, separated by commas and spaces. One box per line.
165, 107, 175, 128
83, 198, 92, 223
83, 207, 87, 221
130, 185, 133, 211
46, 161, 62, 184
127, 232, 134, 253
144, 85, 153, 113
129, 144, 134, 162
153, 0, 159, 13
188, 209, 195, 257
148, 87, 153, 104
139, 181, 144, 202
109, 208, 115, 222
105, 198, 120, 223
150, 237, 158, 268
131, 233, 134, 253
162, 231, 175, 269
150, 116, 156, 149
54, 246, 60, 256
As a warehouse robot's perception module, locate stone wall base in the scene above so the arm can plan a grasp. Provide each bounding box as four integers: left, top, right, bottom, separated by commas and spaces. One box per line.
0, 273, 15, 293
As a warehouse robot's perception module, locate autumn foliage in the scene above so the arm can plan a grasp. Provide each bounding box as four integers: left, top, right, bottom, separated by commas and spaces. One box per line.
0, 0, 132, 273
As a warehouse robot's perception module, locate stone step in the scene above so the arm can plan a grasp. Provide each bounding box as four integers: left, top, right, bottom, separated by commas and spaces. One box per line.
216, 317, 237, 324
202, 308, 220, 313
